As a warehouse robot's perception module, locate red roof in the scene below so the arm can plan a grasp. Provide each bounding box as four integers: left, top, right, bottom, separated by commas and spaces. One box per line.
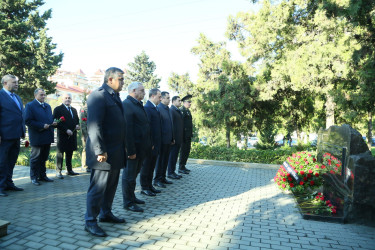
56, 83, 91, 94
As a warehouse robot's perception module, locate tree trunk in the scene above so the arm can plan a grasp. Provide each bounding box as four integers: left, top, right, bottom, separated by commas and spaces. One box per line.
325, 93, 335, 129
367, 111, 373, 149
226, 124, 230, 148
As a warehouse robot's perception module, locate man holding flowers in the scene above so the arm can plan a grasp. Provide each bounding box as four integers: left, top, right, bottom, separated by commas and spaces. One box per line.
25, 88, 57, 186
53, 93, 80, 178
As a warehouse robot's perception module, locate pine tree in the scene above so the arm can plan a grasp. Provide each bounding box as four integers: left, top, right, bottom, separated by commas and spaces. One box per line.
126, 51, 161, 89
0, 0, 63, 102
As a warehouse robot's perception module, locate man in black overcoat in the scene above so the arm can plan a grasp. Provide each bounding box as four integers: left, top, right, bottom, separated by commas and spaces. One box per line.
179, 95, 193, 174
167, 96, 183, 179
140, 88, 162, 196
122, 82, 152, 213
154, 91, 175, 187
84, 67, 126, 237
53, 93, 80, 178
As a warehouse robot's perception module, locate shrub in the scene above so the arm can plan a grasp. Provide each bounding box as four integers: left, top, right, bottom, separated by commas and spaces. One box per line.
190, 143, 315, 164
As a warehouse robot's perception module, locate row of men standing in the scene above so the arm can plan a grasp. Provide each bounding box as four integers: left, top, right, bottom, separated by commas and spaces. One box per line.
0, 74, 83, 196
84, 67, 193, 237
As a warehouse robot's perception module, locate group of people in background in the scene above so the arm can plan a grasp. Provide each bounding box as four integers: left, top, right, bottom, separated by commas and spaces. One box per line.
0, 69, 194, 238
85, 67, 194, 237
0, 75, 83, 192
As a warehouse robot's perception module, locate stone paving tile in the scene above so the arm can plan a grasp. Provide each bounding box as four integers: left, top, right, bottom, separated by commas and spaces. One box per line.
0, 164, 375, 249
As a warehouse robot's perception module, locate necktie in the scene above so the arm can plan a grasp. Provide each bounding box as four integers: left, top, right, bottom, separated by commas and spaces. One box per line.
68, 107, 73, 118
10, 93, 21, 110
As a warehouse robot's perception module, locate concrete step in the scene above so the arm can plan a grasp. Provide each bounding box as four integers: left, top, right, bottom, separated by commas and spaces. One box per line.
0, 219, 10, 237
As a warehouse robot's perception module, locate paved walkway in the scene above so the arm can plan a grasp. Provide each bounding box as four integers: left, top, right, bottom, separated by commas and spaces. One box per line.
0, 161, 374, 250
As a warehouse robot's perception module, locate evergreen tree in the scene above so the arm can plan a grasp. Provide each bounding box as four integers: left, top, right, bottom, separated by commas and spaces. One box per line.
226, 0, 358, 129
191, 34, 252, 147
126, 51, 161, 89
167, 72, 194, 97
0, 0, 63, 103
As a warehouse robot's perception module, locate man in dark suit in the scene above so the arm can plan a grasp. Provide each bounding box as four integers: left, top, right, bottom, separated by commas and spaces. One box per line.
122, 82, 152, 213
53, 93, 80, 178
0, 75, 26, 197
24, 88, 56, 186
179, 95, 193, 174
140, 88, 162, 196
153, 91, 175, 188
167, 96, 183, 179
84, 67, 126, 237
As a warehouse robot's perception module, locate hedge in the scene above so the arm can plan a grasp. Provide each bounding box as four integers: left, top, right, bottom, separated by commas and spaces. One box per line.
189, 142, 315, 165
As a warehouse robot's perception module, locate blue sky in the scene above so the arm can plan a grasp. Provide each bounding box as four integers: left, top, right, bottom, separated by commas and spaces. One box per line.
42, 0, 258, 89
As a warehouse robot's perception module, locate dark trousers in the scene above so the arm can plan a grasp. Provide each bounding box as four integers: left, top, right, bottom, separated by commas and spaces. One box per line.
167, 143, 181, 175
85, 168, 120, 224
154, 143, 171, 182
81, 136, 87, 168
179, 137, 191, 169
122, 155, 145, 207
30, 144, 50, 180
140, 153, 158, 191
56, 148, 73, 172
0, 139, 20, 190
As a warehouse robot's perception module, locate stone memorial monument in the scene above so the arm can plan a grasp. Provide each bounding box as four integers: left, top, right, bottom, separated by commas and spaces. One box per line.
317, 124, 375, 225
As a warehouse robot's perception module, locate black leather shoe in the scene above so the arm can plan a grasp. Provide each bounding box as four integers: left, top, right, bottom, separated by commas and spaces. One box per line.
31, 179, 41, 186
86, 168, 91, 173
173, 173, 182, 179
184, 167, 191, 172
5, 186, 24, 191
56, 172, 64, 179
38, 176, 54, 182
134, 197, 145, 204
67, 170, 79, 175
167, 174, 179, 180
84, 224, 107, 237
141, 190, 156, 196
162, 179, 173, 184
99, 214, 125, 223
153, 181, 166, 188
125, 204, 144, 212
178, 169, 189, 174
0, 190, 8, 197
151, 186, 161, 193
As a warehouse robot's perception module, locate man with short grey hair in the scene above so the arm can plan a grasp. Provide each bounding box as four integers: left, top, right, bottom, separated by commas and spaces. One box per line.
0, 75, 25, 196
25, 88, 56, 186
122, 82, 152, 212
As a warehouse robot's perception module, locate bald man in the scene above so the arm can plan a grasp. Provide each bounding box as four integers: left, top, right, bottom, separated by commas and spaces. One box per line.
53, 93, 80, 178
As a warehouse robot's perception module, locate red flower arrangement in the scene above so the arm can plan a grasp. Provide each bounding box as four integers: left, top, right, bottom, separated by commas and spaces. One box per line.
25, 140, 29, 148
275, 151, 325, 193
82, 118, 87, 122
322, 153, 342, 175
312, 192, 337, 215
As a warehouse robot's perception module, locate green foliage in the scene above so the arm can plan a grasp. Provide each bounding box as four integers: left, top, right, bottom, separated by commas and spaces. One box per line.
0, 0, 63, 103
191, 34, 253, 147
190, 142, 313, 164
255, 118, 277, 150
125, 51, 161, 89
167, 72, 195, 97
226, 0, 360, 130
